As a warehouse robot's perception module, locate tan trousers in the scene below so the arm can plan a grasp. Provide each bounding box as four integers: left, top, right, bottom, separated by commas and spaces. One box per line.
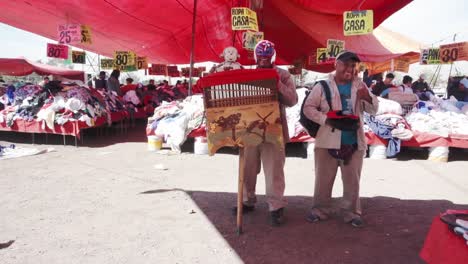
312, 148, 365, 222
241, 143, 287, 211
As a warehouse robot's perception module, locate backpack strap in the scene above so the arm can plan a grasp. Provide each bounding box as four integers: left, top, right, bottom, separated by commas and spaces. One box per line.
318, 80, 333, 111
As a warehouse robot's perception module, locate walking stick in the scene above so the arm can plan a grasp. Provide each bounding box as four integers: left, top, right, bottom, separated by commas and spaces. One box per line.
237, 147, 245, 235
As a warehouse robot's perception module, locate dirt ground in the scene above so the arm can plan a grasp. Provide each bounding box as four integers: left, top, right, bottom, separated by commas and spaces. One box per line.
1, 123, 467, 264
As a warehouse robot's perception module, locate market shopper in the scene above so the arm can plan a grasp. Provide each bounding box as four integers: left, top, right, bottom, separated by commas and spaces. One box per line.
302, 51, 379, 227
42, 77, 50, 86
233, 40, 298, 226
372, 72, 395, 97
94, 71, 107, 90
121, 78, 138, 95
412, 74, 433, 94
399, 75, 414, 94
107, 70, 121, 95
451, 77, 468, 102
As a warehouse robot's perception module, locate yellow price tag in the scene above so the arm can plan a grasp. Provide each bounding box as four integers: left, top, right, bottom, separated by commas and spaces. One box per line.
242, 31, 264, 50
100, 59, 114, 69
420, 48, 443, 65
316, 48, 328, 64
113, 51, 136, 66
137, 57, 148, 69
327, 39, 345, 59
72, 51, 86, 64
343, 10, 373, 36
231, 7, 258, 31
81, 25, 92, 44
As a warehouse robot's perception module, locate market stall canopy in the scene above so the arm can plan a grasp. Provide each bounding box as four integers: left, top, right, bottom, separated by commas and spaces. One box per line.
0, 58, 85, 81
365, 27, 422, 75
0, 0, 411, 72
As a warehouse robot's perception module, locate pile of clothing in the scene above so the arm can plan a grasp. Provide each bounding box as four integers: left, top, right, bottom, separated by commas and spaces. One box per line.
363, 113, 413, 157
0, 82, 112, 129
404, 96, 468, 137
147, 95, 204, 152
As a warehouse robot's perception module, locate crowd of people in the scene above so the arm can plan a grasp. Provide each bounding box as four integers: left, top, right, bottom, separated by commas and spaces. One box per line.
90, 70, 190, 111
365, 71, 468, 102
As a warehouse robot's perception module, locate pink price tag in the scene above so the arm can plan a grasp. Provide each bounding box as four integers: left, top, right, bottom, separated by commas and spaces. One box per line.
58, 24, 82, 44
46, 43, 69, 59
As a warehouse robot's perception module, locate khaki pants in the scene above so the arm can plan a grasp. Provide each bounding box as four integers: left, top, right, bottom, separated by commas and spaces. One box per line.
241, 142, 287, 211
312, 148, 365, 222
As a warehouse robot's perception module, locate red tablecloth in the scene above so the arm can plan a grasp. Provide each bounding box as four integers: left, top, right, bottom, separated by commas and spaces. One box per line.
366, 132, 468, 149
420, 217, 468, 264
0, 117, 106, 139
184, 128, 468, 148
110, 111, 129, 123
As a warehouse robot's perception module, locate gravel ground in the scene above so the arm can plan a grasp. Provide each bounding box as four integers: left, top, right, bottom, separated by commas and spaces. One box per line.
1, 125, 467, 264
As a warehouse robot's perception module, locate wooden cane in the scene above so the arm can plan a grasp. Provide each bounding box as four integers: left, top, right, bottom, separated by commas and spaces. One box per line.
237, 147, 245, 235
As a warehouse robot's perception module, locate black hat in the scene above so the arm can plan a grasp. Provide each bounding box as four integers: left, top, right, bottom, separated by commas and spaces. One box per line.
336, 51, 361, 62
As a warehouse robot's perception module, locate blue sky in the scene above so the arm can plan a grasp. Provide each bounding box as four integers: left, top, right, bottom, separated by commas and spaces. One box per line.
0, 0, 467, 69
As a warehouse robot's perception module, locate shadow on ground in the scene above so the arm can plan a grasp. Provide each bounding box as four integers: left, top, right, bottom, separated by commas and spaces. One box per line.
141, 189, 466, 264
0, 240, 14, 250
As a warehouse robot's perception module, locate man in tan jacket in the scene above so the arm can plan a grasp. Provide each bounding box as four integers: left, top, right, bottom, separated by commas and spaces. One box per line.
303, 51, 378, 227
233, 40, 298, 226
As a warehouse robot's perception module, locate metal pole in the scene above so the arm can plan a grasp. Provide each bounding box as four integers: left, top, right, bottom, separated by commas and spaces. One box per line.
448, 34, 457, 78
188, 0, 198, 96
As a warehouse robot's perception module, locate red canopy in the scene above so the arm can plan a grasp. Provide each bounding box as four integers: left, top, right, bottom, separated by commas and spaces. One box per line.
0, 0, 411, 72
0, 58, 85, 81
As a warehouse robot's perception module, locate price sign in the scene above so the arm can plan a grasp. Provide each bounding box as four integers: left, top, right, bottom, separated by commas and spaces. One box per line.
46, 43, 69, 59
242, 31, 264, 50
231, 7, 258, 31
420, 48, 444, 65
81, 25, 92, 44
113, 51, 136, 66
136, 57, 148, 70
327, 39, 345, 59
394, 57, 410, 72
316, 48, 329, 64
167, 66, 180, 77
58, 24, 81, 44
343, 10, 373, 36
72, 51, 86, 64
100, 59, 114, 69
181, 67, 190, 77
149, 64, 167, 75
439, 41, 468, 63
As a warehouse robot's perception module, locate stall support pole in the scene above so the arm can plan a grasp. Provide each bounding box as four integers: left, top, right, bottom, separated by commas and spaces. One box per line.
237, 147, 245, 235
188, 0, 198, 96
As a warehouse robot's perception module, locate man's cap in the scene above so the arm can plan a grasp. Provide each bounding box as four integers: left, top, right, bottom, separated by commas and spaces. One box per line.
336, 50, 361, 62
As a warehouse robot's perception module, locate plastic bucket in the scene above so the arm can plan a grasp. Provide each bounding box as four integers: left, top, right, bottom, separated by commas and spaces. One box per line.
306, 142, 315, 160
428, 146, 449, 162
194, 137, 208, 155
369, 145, 387, 159
147, 136, 163, 151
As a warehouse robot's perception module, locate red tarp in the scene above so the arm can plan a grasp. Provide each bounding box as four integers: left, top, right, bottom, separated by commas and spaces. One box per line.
0, 58, 84, 81
420, 217, 468, 264
0, 0, 411, 72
